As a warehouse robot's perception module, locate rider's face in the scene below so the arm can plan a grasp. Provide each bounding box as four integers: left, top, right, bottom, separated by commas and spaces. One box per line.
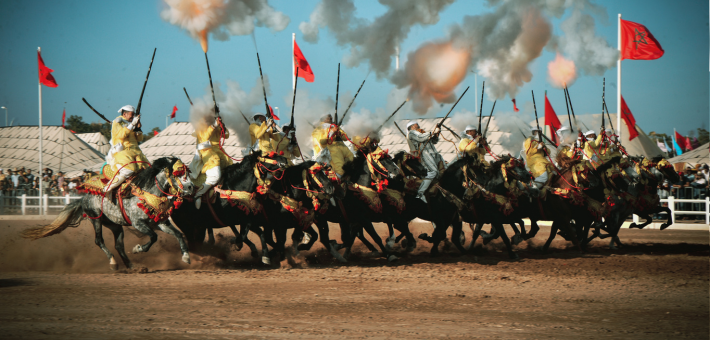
123, 111, 135, 120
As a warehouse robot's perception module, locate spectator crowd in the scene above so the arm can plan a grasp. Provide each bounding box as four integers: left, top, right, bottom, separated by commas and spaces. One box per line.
0, 167, 97, 197
657, 163, 709, 220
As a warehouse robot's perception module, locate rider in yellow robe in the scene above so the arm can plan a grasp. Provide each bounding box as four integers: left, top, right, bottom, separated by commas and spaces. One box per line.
249, 113, 277, 155
104, 105, 150, 197
523, 127, 552, 188
312, 114, 353, 177
271, 125, 302, 165
189, 115, 233, 208
458, 125, 488, 167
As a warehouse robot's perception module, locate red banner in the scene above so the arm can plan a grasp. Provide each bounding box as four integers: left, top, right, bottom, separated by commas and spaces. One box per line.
620, 19, 664, 60
294, 40, 315, 82
38, 51, 58, 87
620, 96, 639, 141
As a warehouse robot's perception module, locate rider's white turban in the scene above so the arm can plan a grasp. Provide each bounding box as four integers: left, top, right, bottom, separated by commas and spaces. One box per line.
253, 113, 265, 122
118, 105, 135, 114
406, 121, 419, 130
531, 126, 541, 132
584, 130, 596, 136
464, 125, 477, 132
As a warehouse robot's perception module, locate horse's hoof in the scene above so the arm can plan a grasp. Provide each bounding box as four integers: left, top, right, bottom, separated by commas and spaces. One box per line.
387, 254, 399, 262
418, 233, 429, 240
300, 233, 312, 245
132, 244, 142, 254
629, 223, 638, 229
511, 235, 523, 245
459, 233, 466, 245
296, 244, 311, 251
182, 253, 191, 265
109, 257, 118, 271
262, 256, 271, 265
386, 236, 395, 250
660, 224, 670, 231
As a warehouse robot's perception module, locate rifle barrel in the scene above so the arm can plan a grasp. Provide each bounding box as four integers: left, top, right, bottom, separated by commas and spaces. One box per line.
136, 48, 157, 115
563, 85, 573, 132
478, 81, 485, 131
532, 90, 542, 143
82, 98, 111, 124
183, 87, 193, 106
339, 77, 367, 125
483, 100, 496, 137
256, 52, 269, 119
204, 52, 219, 116
334, 63, 340, 125
290, 68, 299, 128
377, 99, 408, 131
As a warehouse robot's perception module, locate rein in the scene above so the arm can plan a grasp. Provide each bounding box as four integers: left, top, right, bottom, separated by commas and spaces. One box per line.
83, 160, 151, 221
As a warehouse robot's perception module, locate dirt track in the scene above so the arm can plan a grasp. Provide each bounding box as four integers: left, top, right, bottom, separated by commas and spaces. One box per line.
0, 218, 708, 339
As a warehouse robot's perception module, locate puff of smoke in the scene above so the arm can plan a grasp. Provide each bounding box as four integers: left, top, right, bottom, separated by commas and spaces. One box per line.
555, 8, 618, 76
189, 77, 272, 145
161, 0, 290, 43
299, 0, 455, 79
341, 87, 410, 140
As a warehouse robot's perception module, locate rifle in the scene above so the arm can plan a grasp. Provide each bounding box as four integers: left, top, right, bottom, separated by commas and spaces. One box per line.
531, 90, 543, 144
565, 86, 580, 131
183, 87, 193, 106
256, 52, 280, 132
563, 83, 573, 133
82, 98, 111, 124
334, 63, 340, 125
477, 81, 485, 132
338, 77, 366, 126
135, 48, 156, 117
204, 52, 219, 117
483, 100, 497, 138
289, 68, 299, 129
239, 109, 251, 126
441, 124, 461, 140
420, 86, 470, 152
393, 121, 407, 137
376, 99, 408, 131
602, 79, 615, 135
600, 78, 605, 131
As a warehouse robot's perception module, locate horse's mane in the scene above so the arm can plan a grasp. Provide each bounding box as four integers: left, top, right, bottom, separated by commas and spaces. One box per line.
594, 156, 621, 175
651, 156, 664, 163
342, 153, 367, 177
392, 150, 408, 163
222, 151, 261, 185
282, 161, 317, 185
132, 157, 176, 188
486, 155, 512, 174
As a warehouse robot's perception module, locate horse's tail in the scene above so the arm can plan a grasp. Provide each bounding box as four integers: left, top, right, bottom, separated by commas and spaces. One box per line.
21, 200, 84, 240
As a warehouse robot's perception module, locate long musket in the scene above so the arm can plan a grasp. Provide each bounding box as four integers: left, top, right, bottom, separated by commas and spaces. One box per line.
239, 109, 251, 126
442, 124, 461, 140
376, 98, 408, 131
420, 86, 470, 152
289, 67, 299, 129
477, 81, 485, 132
135, 48, 156, 116
338, 77, 366, 126
183, 87, 193, 106
392, 121, 407, 137
563, 83, 573, 133
255, 52, 280, 132
204, 52, 219, 117
531, 90, 544, 144
602, 78, 615, 135
334, 63, 340, 125
483, 100, 497, 137
82, 98, 111, 124
600, 78, 605, 131
603, 99, 616, 135
564, 86, 580, 131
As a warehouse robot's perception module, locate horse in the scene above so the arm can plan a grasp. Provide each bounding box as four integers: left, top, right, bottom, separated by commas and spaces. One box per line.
22, 157, 195, 270
170, 151, 289, 265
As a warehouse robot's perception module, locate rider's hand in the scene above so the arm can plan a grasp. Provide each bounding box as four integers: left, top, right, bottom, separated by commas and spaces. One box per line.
132, 116, 140, 125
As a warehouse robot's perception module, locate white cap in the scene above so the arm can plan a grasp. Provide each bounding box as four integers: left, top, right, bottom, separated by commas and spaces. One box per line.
584, 130, 595, 136
406, 121, 418, 129
118, 105, 136, 114
464, 125, 477, 132
253, 113, 265, 121
531, 126, 541, 132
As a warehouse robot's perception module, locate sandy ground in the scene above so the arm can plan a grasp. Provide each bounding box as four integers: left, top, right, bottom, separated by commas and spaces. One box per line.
0, 218, 708, 339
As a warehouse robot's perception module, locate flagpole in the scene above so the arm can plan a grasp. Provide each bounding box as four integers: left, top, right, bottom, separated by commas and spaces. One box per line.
292, 33, 296, 90
37, 47, 43, 214
617, 13, 622, 141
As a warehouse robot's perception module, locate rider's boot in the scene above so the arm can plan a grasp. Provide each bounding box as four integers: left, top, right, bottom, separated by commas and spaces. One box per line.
416, 178, 433, 203
195, 166, 221, 209
103, 169, 132, 201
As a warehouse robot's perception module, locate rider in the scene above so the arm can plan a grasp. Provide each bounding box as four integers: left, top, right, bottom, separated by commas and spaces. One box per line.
249, 113, 277, 155
581, 130, 602, 164
272, 124, 302, 165
523, 127, 552, 189
555, 126, 577, 159
189, 114, 233, 209
458, 125, 488, 167
104, 105, 150, 199
407, 121, 445, 203
311, 114, 353, 178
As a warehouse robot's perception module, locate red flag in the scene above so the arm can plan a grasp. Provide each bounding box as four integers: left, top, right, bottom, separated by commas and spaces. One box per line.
544, 93, 561, 145
511, 98, 519, 112
684, 136, 693, 151
268, 105, 280, 121
620, 19, 664, 60
37, 51, 58, 87
153, 130, 159, 136
675, 131, 687, 151
170, 105, 178, 119
294, 40, 315, 82
619, 96, 639, 141
61, 109, 66, 128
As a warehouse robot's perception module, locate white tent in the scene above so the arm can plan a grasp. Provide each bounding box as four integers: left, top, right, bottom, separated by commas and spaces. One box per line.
76, 132, 110, 155
668, 142, 709, 166
0, 126, 104, 175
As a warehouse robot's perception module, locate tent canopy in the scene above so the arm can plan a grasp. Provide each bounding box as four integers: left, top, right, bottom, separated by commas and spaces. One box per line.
140, 122, 247, 165
76, 132, 110, 155
668, 142, 709, 166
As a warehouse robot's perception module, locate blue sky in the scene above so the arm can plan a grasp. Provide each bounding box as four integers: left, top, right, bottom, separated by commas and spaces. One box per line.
0, 0, 707, 137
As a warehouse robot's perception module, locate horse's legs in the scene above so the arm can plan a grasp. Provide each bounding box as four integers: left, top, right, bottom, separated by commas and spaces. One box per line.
131, 221, 158, 254
450, 218, 466, 255
90, 219, 116, 270
629, 212, 652, 229
516, 219, 528, 240
249, 224, 271, 265
526, 219, 540, 239
297, 225, 318, 251
357, 229, 379, 253
659, 207, 673, 230
466, 223, 484, 252
393, 221, 416, 253
273, 223, 288, 262
362, 221, 397, 261
239, 225, 260, 259
104, 222, 132, 269
494, 223, 518, 259
428, 222, 447, 257
228, 225, 243, 250
385, 223, 397, 251
206, 227, 216, 246
156, 221, 191, 264
509, 222, 523, 246
541, 221, 559, 253
315, 220, 347, 263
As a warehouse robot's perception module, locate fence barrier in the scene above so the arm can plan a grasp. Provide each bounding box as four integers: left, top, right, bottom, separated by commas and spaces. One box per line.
0, 194, 82, 215
633, 196, 709, 226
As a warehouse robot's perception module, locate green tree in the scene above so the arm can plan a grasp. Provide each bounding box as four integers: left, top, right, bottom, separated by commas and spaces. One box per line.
697, 128, 709, 145
65, 115, 93, 133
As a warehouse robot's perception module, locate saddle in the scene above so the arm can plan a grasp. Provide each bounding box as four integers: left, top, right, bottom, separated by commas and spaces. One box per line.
78, 164, 136, 197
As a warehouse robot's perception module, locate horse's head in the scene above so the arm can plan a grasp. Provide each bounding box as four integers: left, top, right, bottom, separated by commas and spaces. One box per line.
393, 151, 428, 178
170, 158, 195, 196
255, 151, 289, 181
653, 157, 680, 183
136, 157, 194, 198
304, 162, 335, 197
368, 148, 400, 180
